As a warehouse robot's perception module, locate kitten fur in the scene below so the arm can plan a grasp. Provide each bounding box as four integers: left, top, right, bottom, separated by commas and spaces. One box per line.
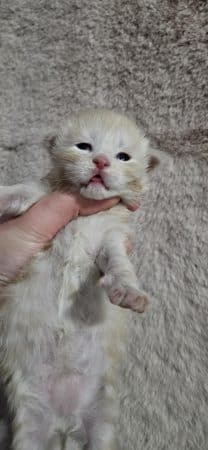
0, 108, 161, 450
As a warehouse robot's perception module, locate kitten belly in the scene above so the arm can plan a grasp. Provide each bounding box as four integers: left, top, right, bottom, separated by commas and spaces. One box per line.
48, 374, 100, 416
2, 219, 115, 420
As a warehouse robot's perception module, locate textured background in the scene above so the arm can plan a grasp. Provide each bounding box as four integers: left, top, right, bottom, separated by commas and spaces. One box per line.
0, 1, 208, 449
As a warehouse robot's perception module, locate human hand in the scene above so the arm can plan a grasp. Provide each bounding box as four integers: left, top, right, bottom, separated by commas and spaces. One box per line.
0, 192, 119, 286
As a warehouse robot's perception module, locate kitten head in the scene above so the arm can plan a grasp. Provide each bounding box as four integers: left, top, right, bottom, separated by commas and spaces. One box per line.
46, 109, 161, 210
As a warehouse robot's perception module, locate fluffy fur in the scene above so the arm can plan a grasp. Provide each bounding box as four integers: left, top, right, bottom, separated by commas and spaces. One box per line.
0, 109, 160, 450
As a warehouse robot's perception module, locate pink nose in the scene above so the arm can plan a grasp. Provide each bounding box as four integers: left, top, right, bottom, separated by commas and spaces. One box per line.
93, 154, 110, 170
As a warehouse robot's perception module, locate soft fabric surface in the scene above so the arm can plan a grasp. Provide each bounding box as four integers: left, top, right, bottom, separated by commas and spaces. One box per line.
0, 1, 207, 449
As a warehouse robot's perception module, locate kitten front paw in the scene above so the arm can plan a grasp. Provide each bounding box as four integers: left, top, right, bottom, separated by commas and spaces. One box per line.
110, 286, 148, 313
99, 275, 148, 313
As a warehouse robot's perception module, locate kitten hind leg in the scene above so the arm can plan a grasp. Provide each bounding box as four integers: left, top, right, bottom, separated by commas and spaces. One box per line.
84, 385, 119, 450
46, 431, 62, 450
65, 436, 83, 450
11, 394, 50, 450
12, 429, 45, 450
65, 418, 87, 450
85, 422, 118, 450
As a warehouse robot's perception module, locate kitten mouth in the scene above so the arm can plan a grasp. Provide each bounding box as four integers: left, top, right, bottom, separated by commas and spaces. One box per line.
88, 174, 108, 189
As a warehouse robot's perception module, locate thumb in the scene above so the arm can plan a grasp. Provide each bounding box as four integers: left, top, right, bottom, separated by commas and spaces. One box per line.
77, 195, 120, 216
15, 192, 79, 243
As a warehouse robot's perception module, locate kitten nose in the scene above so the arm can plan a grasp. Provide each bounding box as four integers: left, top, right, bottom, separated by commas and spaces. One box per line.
93, 154, 110, 170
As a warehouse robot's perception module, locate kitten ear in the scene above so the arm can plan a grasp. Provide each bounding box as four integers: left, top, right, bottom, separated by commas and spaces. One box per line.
147, 149, 172, 172
43, 134, 57, 158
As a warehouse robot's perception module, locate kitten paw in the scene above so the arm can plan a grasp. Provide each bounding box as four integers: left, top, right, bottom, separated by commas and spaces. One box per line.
99, 276, 148, 313
110, 286, 148, 313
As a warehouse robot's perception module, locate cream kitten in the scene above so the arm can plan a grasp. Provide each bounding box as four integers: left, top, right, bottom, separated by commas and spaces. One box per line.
0, 109, 161, 450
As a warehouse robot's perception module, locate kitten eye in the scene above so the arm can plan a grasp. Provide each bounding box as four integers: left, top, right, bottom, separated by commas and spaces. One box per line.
116, 152, 131, 161
76, 143, 92, 151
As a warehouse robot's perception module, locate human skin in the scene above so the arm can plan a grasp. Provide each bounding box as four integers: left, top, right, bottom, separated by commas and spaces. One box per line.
0, 192, 121, 286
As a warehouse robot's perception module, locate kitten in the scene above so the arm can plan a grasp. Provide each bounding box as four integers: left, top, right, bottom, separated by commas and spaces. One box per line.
0, 109, 161, 450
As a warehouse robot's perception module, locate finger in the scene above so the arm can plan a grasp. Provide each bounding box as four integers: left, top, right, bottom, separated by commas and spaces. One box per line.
126, 201, 140, 211
16, 192, 79, 242
78, 196, 120, 216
